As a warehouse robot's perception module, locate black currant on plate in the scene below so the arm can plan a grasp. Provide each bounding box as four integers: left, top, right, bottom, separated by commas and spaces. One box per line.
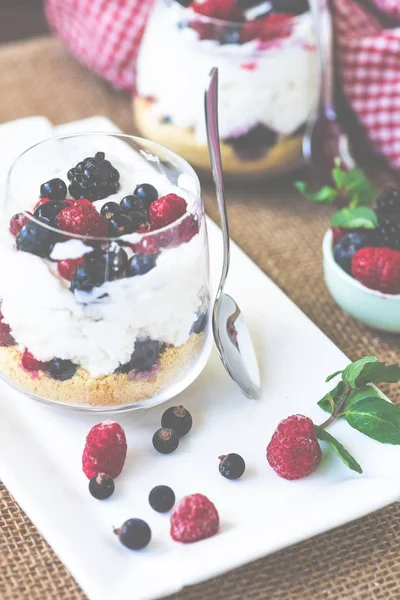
218, 453, 246, 480
114, 519, 151, 550
89, 473, 115, 500
149, 485, 176, 513
152, 428, 179, 454
161, 405, 193, 437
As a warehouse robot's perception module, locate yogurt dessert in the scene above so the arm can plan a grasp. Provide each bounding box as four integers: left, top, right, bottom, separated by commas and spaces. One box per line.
0, 134, 211, 409
135, 0, 317, 175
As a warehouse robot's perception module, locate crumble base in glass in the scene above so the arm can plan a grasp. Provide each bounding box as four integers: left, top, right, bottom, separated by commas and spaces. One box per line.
0, 333, 205, 408
134, 97, 303, 174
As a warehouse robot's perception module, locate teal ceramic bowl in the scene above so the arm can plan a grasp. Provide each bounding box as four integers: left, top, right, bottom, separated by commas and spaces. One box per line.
323, 230, 400, 332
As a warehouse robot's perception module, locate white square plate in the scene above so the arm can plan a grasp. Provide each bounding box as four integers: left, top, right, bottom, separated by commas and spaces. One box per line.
1, 117, 400, 600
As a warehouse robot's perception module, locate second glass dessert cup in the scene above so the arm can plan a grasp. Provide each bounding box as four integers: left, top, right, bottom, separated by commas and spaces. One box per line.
0, 133, 212, 412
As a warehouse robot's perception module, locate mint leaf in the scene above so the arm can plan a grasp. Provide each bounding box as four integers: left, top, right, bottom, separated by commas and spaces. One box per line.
352, 362, 400, 387
315, 425, 363, 473
345, 397, 400, 444
332, 166, 347, 190
343, 169, 377, 207
342, 356, 378, 387
325, 370, 343, 383
346, 385, 383, 409
331, 207, 377, 229
294, 181, 337, 204
318, 381, 347, 414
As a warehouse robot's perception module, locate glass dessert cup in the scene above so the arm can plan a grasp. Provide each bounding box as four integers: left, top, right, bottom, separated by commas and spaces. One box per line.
0, 133, 212, 412
134, 0, 318, 177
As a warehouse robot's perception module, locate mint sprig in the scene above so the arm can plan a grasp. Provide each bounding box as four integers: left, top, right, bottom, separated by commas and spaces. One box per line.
314, 425, 363, 473
295, 158, 378, 230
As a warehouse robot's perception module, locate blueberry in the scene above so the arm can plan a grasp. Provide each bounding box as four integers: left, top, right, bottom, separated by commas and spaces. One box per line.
220, 27, 241, 45
16, 221, 56, 258
133, 184, 158, 209
70, 256, 106, 292
131, 340, 161, 371
34, 200, 68, 227
152, 428, 179, 454
100, 201, 121, 220
127, 254, 158, 277
120, 195, 146, 215
333, 232, 371, 273
89, 473, 115, 500
108, 213, 136, 237
47, 358, 77, 381
219, 453, 246, 480
161, 405, 193, 437
149, 485, 175, 513
190, 310, 208, 334
40, 178, 68, 201
114, 519, 151, 550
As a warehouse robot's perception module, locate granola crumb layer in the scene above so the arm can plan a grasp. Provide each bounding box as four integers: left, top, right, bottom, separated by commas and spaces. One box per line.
0, 334, 206, 408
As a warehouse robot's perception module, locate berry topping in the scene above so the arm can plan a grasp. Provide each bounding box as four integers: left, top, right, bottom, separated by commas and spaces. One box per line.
40, 178, 68, 201
152, 428, 180, 454
190, 310, 208, 334
351, 247, 400, 295
218, 453, 246, 480
16, 221, 57, 258
89, 473, 115, 500
149, 485, 176, 513
161, 405, 193, 437
70, 256, 107, 292
376, 187, 400, 216
225, 124, 277, 160
115, 339, 162, 374
9, 212, 29, 237
21, 349, 48, 372
57, 203, 109, 237
127, 253, 158, 277
333, 232, 371, 273
67, 152, 120, 201
100, 201, 121, 220
170, 494, 219, 543
108, 213, 136, 237
267, 415, 322, 480
0, 319, 15, 347
149, 194, 187, 230
120, 194, 147, 216
34, 200, 68, 227
133, 183, 158, 209
375, 212, 400, 250
114, 519, 151, 550
57, 257, 86, 281
191, 0, 242, 20
47, 358, 78, 381
82, 421, 127, 480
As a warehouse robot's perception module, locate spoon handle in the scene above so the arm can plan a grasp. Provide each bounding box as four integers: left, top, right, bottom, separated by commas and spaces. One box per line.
310, 0, 335, 117
205, 67, 230, 295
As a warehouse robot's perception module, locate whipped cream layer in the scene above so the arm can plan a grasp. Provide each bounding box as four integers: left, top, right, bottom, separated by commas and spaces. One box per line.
136, 0, 318, 144
0, 147, 208, 377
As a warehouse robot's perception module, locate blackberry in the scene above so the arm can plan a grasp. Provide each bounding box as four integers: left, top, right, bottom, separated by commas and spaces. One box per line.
376, 187, 400, 216
67, 152, 120, 201
375, 212, 400, 250
333, 232, 371, 273
270, 0, 309, 15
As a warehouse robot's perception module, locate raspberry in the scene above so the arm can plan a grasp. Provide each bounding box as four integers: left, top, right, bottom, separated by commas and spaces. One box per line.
266, 415, 322, 480
21, 349, 48, 372
351, 247, 400, 294
0, 319, 15, 347
9, 212, 30, 237
149, 194, 188, 230
57, 203, 108, 237
191, 0, 242, 20
241, 13, 293, 43
57, 257, 86, 281
82, 421, 127, 479
170, 494, 219, 543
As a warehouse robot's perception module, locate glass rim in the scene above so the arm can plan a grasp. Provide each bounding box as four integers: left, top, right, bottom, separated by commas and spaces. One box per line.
167, 0, 303, 29
6, 131, 202, 242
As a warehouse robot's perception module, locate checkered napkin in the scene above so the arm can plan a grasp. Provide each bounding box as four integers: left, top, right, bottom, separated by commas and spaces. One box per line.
46, 0, 400, 171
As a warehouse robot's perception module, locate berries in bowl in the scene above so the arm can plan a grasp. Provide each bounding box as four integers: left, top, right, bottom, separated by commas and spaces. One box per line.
0, 133, 212, 410
297, 163, 400, 332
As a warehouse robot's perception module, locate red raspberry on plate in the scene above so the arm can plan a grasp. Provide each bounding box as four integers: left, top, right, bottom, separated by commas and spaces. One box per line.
82, 421, 127, 480
21, 349, 48, 372
149, 194, 188, 230
9, 212, 31, 237
351, 247, 400, 294
57, 257, 86, 281
170, 493, 219, 543
266, 415, 322, 480
57, 203, 108, 237
0, 318, 15, 347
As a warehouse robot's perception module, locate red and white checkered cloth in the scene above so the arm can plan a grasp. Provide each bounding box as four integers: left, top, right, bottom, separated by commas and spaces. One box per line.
46, 0, 400, 170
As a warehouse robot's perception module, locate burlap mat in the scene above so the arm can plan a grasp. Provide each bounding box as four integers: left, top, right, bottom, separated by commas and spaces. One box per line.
1, 36, 400, 600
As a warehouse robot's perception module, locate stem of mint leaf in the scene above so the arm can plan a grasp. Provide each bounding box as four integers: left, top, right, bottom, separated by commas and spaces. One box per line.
319, 385, 351, 429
